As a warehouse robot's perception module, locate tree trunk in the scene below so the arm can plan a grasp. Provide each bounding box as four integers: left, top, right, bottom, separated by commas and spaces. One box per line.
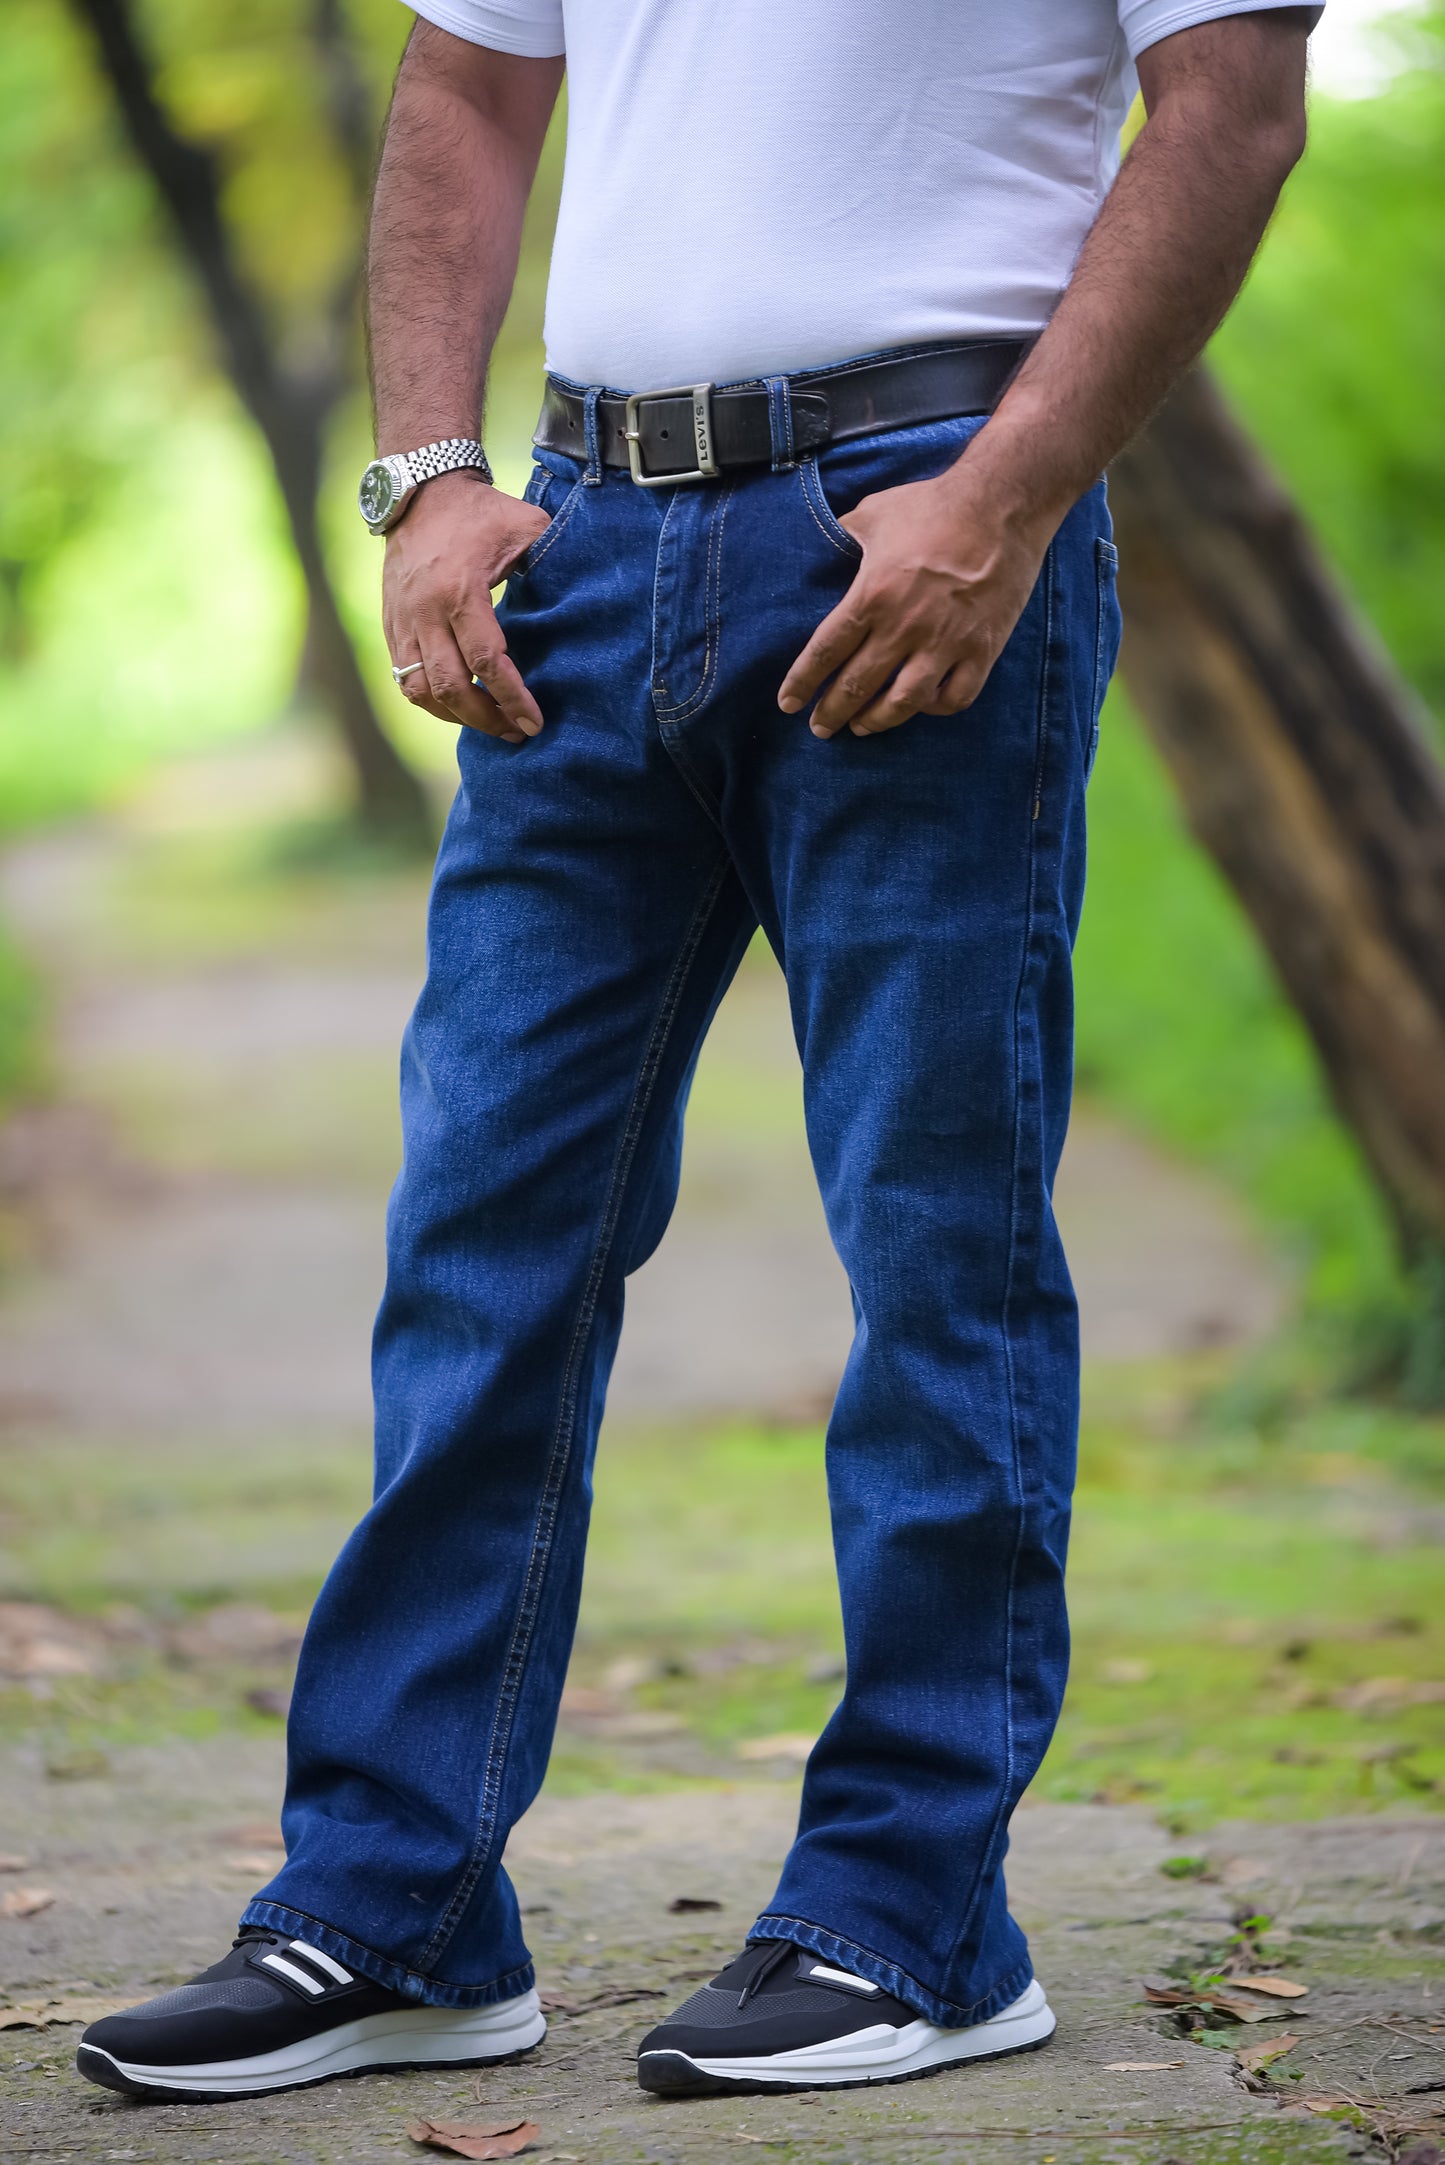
1108, 365, 1445, 1256
69, 0, 432, 846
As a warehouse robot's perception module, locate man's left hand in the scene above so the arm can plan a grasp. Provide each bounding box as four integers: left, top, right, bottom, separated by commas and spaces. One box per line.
780, 467, 1056, 739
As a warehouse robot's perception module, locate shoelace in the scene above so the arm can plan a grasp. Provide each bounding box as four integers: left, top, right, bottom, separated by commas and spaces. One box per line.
737, 1940, 796, 2008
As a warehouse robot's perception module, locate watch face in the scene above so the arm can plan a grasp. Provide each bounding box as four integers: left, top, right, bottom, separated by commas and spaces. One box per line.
358, 460, 398, 527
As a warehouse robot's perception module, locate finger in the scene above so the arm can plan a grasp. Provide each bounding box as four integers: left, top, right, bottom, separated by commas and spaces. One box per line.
452, 597, 544, 736
778, 595, 871, 717
418, 622, 528, 743
847, 657, 948, 737
808, 633, 907, 738
391, 653, 453, 727
935, 657, 987, 713
402, 668, 517, 740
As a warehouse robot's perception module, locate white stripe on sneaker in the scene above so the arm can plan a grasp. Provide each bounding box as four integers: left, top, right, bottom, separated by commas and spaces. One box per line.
807, 1964, 880, 1993
261, 1953, 326, 1995
288, 1941, 353, 1986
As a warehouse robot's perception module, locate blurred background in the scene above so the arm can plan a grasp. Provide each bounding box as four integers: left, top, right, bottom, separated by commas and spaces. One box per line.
0, 0, 1442, 1837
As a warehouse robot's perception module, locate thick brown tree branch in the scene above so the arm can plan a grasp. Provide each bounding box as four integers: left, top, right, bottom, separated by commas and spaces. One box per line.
1110, 366, 1445, 1260
68, 0, 431, 842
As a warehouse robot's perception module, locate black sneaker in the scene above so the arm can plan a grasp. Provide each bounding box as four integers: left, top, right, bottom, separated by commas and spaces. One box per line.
76, 1929, 545, 2101
637, 1940, 1054, 2095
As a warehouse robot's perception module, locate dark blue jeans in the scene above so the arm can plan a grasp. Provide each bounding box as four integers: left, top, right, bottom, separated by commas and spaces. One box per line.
243, 396, 1121, 2030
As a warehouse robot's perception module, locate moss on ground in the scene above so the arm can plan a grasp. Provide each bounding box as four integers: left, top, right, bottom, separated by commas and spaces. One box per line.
1, 1369, 1440, 1831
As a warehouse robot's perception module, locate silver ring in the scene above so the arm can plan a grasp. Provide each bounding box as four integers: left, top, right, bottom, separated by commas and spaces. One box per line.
391, 661, 424, 684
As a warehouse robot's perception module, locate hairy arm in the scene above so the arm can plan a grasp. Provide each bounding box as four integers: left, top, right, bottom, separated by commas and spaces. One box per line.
782, 9, 1313, 738
373, 26, 564, 741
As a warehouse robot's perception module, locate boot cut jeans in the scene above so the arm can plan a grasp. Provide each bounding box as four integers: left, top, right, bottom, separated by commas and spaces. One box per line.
242, 384, 1122, 2030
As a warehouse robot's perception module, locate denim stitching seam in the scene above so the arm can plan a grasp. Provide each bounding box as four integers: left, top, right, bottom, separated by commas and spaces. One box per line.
418, 851, 734, 1970
944, 543, 1055, 1982
648, 489, 680, 710
798, 462, 861, 560
654, 488, 724, 722
654, 484, 733, 724
520, 476, 587, 574
658, 732, 724, 826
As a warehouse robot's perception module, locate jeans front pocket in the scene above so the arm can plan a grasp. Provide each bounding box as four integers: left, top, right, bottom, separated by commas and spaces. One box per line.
511, 461, 587, 579
1088, 535, 1121, 781
798, 458, 864, 562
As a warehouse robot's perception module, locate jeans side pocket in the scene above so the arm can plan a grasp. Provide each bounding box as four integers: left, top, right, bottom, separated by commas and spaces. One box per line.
1088, 536, 1121, 781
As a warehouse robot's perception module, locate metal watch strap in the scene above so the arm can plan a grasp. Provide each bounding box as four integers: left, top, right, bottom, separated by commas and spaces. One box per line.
400, 436, 493, 488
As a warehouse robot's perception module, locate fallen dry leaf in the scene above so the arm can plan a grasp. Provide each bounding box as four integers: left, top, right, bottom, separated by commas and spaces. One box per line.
1237, 2032, 1302, 2073
1207, 1994, 1281, 2023
1141, 1980, 1279, 2024
1233, 1975, 1308, 1999
0, 1888, 54, 1919
1103, 2060, 1184, 2071
736, 1733, 817, 1763
407, 2117, 540, 2160
668, 1896, 722, 1913
0, 1855, 28, 1872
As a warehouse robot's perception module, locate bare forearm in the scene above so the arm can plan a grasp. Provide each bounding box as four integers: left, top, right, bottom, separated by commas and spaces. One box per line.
955, 11, 1310, 531
368, 26, 562, 453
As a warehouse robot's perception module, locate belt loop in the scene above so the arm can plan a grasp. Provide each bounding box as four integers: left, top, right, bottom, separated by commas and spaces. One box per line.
763, 376, 795, 472
582, 387, 604, 485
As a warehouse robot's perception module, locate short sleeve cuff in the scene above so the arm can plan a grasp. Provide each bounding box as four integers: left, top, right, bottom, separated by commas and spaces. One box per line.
1120, 0, 1322, 62
405, 0, 565, 59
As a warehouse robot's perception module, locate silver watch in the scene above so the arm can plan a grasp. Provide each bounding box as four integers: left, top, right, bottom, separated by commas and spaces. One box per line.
358, 436, 493, 534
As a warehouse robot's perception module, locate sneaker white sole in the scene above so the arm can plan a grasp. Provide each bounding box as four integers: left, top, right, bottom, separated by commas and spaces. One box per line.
638, 1978, 1055, 2094
76, 1987, 546, 2100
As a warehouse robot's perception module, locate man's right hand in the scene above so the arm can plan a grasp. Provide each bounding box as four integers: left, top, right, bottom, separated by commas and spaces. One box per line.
383, 470, 551, 744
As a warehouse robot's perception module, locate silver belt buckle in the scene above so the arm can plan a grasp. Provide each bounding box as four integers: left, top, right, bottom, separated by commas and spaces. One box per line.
623, 382, 718, 487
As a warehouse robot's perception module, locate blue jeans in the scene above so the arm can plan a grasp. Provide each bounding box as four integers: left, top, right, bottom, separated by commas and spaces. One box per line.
242, 386, 1121, 2030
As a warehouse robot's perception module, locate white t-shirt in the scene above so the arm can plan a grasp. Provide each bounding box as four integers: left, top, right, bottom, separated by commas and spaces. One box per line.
409, 0, 1317, 388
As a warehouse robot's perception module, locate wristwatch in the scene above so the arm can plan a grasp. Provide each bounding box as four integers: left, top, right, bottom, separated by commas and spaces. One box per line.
358, 436, 493, 534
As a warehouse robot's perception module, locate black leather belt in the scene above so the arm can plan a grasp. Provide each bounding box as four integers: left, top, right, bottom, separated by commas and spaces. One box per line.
533, 339, 1029, 486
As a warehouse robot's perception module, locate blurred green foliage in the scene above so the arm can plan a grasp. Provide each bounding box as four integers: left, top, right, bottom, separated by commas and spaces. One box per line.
1215, 4, 1445, 712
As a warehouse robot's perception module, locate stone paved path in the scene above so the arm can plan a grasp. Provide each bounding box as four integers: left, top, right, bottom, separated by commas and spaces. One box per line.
1, 1737, 1440, 2163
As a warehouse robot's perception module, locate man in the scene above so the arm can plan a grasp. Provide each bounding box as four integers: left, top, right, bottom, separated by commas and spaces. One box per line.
79, 0, 1316, 2106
